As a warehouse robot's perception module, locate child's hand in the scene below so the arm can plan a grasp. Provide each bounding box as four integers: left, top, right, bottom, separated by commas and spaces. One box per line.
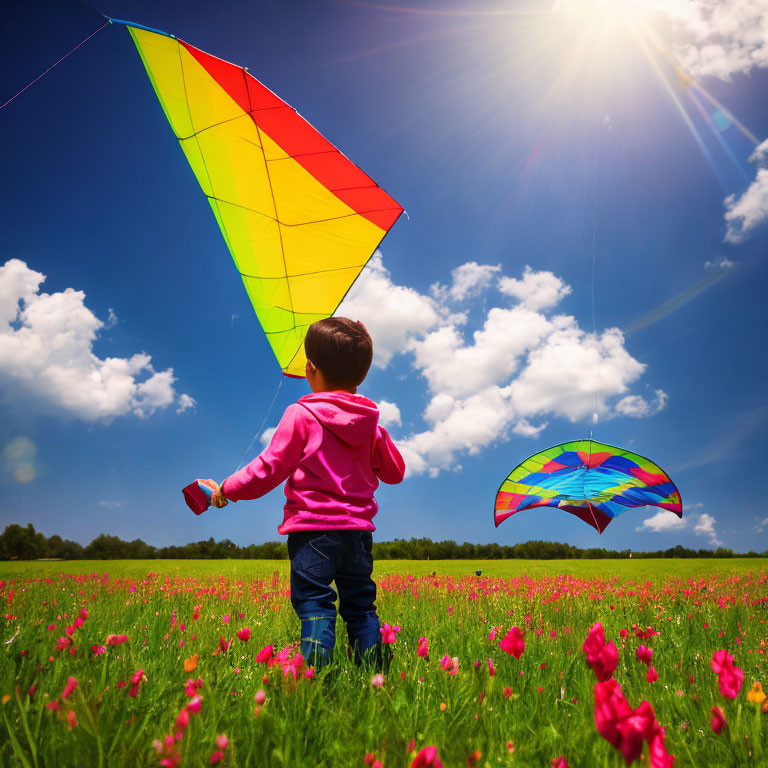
201, 479, 228, 508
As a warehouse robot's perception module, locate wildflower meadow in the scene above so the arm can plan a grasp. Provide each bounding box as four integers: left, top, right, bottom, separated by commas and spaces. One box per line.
1, 559, 766, 767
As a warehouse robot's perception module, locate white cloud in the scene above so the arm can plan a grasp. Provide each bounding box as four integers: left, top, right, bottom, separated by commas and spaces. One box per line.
507, 326, 650, 422
98, 500, 123, 509
637, 503, 722, 548
2, 436, 37, 484
662, 0, 768, 80
377, 399, 402, 428
260, 426, 278, 448
615, 389, 669, 418
176, 393, 197, 414
638, 510, 689, 532
341, 255, 665, 477
498, 266, 572, 311
724, 167, 768, 243
432, 261, 501, 302
693, 512, 722, 547
336, 252, 441, 368
0, 259, 191, 422
704, 257, 734, 270
755, 516, 768, 533
412, 307, 557, 399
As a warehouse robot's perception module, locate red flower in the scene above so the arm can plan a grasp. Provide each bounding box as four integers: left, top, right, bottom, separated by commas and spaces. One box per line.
237, 627, 251, 642
66, 709, 78, 730
499, 627, 525, 659
488, 658, 496, 677
61, 676, 78, 701
646, 666, 659, 683
417, 636, 429, 659
648, 735, 674, 768
210, 751, 223, 764
218, 637, 231, 653
410, 746, 443, 768
255, 644, 273, 663
551, 758, 568, 768
710, 705, 726, 734
636, 646, 653, 664
583, 623, 618, 682
176, 708, 189, 731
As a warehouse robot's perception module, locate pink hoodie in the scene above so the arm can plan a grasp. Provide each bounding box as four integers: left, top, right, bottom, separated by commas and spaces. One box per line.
220, 391, 405, 534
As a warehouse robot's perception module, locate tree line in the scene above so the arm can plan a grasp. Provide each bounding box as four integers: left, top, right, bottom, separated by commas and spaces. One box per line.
0, 523, 765, 561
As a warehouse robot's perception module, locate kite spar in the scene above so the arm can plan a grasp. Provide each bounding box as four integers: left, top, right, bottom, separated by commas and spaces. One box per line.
115, 19, 403, 377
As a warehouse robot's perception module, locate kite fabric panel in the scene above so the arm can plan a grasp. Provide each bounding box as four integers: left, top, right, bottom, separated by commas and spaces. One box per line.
494, 440, 682, 534
125, 22, 403, 377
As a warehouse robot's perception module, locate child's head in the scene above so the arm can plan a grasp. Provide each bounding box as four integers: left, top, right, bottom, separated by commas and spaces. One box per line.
304, 317, 373, 392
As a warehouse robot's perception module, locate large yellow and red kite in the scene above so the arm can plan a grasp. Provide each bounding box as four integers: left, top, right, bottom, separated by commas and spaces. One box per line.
120, 20, 403, 377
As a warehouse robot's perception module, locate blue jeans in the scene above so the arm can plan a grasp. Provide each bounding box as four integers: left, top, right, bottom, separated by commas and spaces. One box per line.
287, 530, 380, 670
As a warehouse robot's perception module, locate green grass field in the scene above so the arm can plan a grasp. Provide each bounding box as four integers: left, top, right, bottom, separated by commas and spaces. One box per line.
1, 559, 766, 767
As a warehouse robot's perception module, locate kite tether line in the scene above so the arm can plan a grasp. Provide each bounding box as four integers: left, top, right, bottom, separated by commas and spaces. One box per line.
234, 375, 285, 472
0, 20, 109, 111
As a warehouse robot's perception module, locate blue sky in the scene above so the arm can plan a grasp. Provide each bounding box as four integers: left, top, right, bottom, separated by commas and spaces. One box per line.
1, 0, 767, 551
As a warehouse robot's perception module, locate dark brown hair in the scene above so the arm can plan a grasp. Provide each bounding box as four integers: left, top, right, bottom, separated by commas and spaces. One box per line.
304, 317, 373, 388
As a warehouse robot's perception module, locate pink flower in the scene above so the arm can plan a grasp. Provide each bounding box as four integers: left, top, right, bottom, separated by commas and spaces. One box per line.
210, 751, 223, 764
410, 746, 443, 768
551, 758, 568, 768
417, 636, 429, 659
176, 708, 189, 731
304, 668, 315, 680
488, 627, 498, 641
711, 649, 744, 699
503, 686, 513, 699
55, 637, 70, 651
710, 705, 726, 734
646, 665, 659, 683
66, 709, 78, 730
254, 689, 266, 705
187, 695, 203, 714
236, 627, 251, 642
106, 634, 128, 646
255, 644, 273, 663
61, 676, 78, 701
488, 657, 496, 677
219, 637, 231, 653
583, 623, 618, 682
222, 615, 230, 623
499, 626, 525, 659
380, 623, 399, 644
648, 735, 674, 768
371, 674, 385, 688
215, 734, 229, 750
636, 645, 653, 664
92, 645, 106, 656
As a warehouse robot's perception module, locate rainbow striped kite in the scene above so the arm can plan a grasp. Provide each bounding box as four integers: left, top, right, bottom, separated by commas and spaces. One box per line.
121, 20, 403, 377
494, 440, 682, 534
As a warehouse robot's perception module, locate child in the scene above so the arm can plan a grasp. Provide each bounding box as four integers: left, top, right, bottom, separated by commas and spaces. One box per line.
205, 317, 405, 670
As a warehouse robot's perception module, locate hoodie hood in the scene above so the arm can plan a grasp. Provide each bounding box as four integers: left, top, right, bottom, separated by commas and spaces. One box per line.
298, 392, 380, 447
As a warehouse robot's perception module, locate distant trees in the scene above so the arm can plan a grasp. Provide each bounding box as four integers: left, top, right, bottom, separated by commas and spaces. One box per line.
0, 523, 762, 560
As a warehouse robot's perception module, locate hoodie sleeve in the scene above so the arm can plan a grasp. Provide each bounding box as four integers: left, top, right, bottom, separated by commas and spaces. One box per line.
221, 404, 310, 501
372, 425, 406, 485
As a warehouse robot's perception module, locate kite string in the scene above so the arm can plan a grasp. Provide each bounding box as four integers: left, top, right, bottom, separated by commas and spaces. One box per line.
0, 20, 109, 111
235, 375, 285, 471
588, 97, 602, 443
